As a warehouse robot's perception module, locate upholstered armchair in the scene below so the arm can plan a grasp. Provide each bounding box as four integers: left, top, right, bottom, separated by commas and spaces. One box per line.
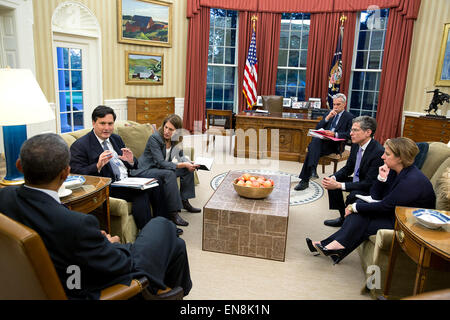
61, 120, 198, 243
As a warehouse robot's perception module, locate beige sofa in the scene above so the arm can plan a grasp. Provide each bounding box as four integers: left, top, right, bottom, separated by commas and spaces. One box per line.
357, 142, 450, 299
61, 120, 197, 243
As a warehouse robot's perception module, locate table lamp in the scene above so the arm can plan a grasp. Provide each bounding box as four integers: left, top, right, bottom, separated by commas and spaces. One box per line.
0, 68, 55, 185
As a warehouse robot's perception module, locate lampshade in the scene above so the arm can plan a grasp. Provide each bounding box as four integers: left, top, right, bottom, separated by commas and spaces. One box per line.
0, 68, 54, 125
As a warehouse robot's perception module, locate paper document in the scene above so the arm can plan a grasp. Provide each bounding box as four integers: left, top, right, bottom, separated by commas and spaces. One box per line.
254, 109, 269, 113
307, 129, 346, 141
112, 177, 159, 190
194, 156, 214, 171
356, 194, 381, 203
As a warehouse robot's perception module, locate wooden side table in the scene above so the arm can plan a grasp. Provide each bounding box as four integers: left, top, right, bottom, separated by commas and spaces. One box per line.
61, 175, 112, 233
384, 207, 450, 298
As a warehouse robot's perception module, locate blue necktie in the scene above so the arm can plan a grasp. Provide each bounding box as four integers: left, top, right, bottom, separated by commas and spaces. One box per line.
102, 140, 121, 180
353, 147, 363, 182
330, 113, 339, 131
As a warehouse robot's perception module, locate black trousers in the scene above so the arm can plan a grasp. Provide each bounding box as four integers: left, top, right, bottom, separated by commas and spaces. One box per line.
299, 137, 340, 181
328, 183, 369, 219
136, 168, 196, 213
320, 213, 395, 259
131, 216, 192, 295
110, 180, 168, 230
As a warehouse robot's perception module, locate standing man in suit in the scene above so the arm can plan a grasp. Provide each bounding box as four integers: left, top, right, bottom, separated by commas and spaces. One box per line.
0, 133, 192, 299
69, 106, 171, 233
321, 116, 384, 227
295, 93, 354, 191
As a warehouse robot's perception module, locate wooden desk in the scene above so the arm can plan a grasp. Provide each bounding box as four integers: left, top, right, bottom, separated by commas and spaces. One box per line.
61, 175, 112, 233
384, 207, 450, 298
234, 111, 320, 162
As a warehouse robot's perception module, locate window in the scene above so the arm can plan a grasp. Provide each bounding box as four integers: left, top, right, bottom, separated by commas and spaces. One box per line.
276, 13, 310, 101
206, 9, 238, 111
348, 9, 389, 117
56, 47, 85, 133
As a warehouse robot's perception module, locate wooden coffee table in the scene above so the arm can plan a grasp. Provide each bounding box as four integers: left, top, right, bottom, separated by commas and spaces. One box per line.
203, 171, 290, 261
384, 206, 450, 297
61, 175, 111, 233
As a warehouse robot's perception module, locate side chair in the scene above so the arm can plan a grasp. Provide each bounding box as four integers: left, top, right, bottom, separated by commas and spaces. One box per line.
206, 109, 233, 153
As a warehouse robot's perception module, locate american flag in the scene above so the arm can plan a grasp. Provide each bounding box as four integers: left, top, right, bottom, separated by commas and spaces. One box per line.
243, 28, 258, 109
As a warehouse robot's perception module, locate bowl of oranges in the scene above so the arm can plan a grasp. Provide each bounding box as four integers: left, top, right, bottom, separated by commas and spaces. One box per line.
233, 173, 275, 199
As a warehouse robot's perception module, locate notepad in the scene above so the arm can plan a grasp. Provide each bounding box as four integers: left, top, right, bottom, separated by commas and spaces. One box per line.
356, 194, 381, 203
112, 177, 159, 190
194, 156, 214, 171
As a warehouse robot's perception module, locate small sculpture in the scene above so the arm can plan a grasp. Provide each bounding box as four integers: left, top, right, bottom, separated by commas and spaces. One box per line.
425, 89, 450, 116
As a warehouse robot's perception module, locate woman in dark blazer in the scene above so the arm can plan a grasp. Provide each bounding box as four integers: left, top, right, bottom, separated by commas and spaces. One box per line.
306, 137, 436, 264
132, 114, 200, 227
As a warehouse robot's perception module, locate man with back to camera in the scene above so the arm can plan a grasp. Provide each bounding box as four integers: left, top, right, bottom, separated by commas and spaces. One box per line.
0, 133, 192, 299
321, 116, 384, 227
69, 105, 183, 235
295, 93, 354, 191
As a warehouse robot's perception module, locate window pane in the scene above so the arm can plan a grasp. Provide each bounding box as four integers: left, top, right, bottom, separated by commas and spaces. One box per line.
368, 51, 381, 69
280, 20, 290, 31
71, 71, 82, 90
300, 50, 308, 68
276, 69, 287, 86
278, 50, 288, 67
223, 102, 233, 111
352, 72, 364, 89
290, 32, 301, 49
214, 28, 225, 46
363, 92, 375, 108
224, 47, 235, 64
213, 84, 223, 101
276, 86, 286, 96
73, 112, 84, 130
370, 30, 384, 50
350, 91, 363, 108
298, 69, 306, 87
57, 47, 69, 69
224, 67, 235, 84
279, 31, 289, 49
288, 51, 299, 67
213, 66, 224, 83
213, 47, 224, 64
286, 86, 297, 97
224, 85, 234, 102
70, 49, 82, 69
225, 14, 236, 28
287, 69, 298, 87
59, 92, 70, 112
357, 31, 370, 50
207, 66, 213, 82
297, 87, 305, 101
72, 92, 83, 111
225, 29, 236, 46
60, 113, 72, 133
355, 51, 368, 69
364, 72, 377, 91
206, 84, 213, 100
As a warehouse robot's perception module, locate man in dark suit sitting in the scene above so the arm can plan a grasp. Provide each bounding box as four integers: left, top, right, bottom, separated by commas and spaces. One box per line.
295, 93, 354, 191
321, 116, 384, 227
0, 133, 192, 299
69, 106, 182, 235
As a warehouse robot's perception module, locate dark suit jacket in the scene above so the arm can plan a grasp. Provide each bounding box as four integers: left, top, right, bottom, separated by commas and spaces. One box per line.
0, 186, 141, 299
356, 165, 436, 219
70, 130, 138, 181
334, 139, 384, 193
316, 110, 354, 142
133, 132, 189, 175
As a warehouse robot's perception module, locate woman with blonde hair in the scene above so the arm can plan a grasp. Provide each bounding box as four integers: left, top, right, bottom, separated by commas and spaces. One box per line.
306, 137, 436, 264
132, 114, 200, 229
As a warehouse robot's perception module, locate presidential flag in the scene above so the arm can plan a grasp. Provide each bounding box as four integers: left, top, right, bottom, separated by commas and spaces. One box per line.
243, 27, 258, 109
327, 24, 344, 108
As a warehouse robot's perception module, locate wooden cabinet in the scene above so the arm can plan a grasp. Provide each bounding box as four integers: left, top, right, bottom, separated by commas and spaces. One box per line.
402, 115, 449, 143
127, 97, 174, 126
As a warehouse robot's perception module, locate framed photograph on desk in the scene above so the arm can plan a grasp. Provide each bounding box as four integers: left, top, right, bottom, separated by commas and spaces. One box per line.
435, 23, 450, 86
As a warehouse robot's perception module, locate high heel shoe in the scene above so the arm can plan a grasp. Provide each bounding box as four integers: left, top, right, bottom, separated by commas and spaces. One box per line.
305, 238, 320, 256
316, 244, 346, 265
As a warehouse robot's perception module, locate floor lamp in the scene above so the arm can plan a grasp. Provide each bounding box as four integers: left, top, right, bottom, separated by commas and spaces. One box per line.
0, 68, 55, 185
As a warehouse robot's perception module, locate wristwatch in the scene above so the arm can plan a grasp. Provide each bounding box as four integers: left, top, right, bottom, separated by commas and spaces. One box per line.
346, 204, 354, 213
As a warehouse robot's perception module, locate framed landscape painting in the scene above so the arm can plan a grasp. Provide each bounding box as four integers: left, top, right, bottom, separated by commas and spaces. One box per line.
126, 51, 163, 85
435, 23, 450, 86
118, 0, 172, 47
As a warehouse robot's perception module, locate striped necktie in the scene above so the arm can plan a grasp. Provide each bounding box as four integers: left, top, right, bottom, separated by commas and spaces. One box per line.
102, 140, 121, 180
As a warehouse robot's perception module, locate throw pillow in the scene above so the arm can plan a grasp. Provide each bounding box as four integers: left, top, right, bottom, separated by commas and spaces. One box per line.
435, 166, 450, 211
117, 123, 154, 159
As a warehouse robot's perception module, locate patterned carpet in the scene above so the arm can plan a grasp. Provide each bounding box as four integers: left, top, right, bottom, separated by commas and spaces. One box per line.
210, 169, 324, 206
0, 155, 5, 178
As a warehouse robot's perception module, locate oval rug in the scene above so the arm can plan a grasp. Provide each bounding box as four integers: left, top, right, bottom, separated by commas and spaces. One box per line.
210, 169, 324, 206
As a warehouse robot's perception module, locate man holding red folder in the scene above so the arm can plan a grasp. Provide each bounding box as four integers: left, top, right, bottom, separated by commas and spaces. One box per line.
295, 93, 354, 191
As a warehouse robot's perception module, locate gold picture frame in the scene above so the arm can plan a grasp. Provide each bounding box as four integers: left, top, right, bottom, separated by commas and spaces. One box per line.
125, 51, 163, 85
435, 23, 450, 86
118, 0, 172, 47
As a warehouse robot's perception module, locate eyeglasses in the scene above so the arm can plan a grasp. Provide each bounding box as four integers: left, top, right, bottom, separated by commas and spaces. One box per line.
350, 128, 362, 132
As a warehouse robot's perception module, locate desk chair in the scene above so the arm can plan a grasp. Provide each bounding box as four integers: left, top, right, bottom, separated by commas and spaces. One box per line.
318, 140, 351, 173
0, 212, 181, 300
206, 109, 233, 153
261, 96, 283, 113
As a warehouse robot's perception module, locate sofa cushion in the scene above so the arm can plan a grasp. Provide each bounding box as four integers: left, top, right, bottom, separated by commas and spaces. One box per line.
433, 165, 450, 211
116, 123, 154, 159
421, 142, 450, 180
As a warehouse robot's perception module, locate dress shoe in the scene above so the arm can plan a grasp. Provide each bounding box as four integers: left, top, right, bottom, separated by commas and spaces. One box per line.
176, 228, 183, 236
294, 180, 309, 191
306, 238, 320, 256
323, 217, 344, 227
311, 169, 319, 180
182, 199, 201, 213
169, 211, 189, 226
316, 244, 346, 265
